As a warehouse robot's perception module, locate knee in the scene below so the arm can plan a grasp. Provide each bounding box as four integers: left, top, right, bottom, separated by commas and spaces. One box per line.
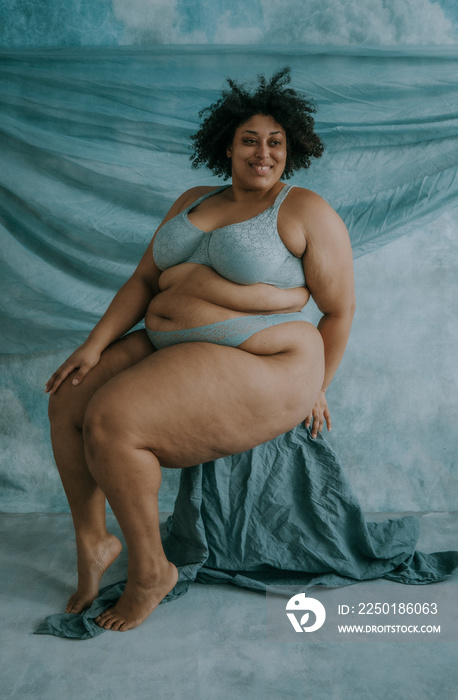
48, 376, 83, 429
82, 390, 125, 458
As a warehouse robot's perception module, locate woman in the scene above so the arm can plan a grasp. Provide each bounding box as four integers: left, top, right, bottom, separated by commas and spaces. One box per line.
45, 68, 355, 632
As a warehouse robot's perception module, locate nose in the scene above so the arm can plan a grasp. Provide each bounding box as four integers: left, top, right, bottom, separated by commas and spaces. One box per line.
255, 141, 270, 159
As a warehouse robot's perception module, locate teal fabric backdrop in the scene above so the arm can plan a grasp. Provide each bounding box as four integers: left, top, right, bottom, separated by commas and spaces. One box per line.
0, 42, 457, 513
1, 46, 458, 354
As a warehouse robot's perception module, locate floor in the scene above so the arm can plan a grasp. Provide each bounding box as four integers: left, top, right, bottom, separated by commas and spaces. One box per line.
1, 511, 457, 700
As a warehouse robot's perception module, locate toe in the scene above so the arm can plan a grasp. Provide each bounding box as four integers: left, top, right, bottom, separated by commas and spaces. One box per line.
67, 592, 94, 614
95, 610, 112, 626
66, 595, 76, 613
101, 617, 114, 629
66, 599, 81, 614
111, 618, 125, 632
100, 612, 118, 629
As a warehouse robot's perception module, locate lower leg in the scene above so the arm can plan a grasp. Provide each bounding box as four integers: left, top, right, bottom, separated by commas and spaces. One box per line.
83, 431, 178, 631
49, 418, 122, 613
47, 331, 155, 613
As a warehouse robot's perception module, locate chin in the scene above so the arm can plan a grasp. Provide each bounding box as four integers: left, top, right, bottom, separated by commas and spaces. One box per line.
232, 165, 283, 189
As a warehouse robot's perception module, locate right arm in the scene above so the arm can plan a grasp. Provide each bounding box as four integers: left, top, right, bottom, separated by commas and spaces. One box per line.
79, 241, 162, 354
45, 188, 204, 393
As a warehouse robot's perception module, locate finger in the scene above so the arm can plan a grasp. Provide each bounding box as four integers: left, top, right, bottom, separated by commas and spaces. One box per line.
45, 372, 59, 393
48, 364, 77, 394
45, 371, 63, 394
71, 364, 93, 386
324, 409, 332, 432
311, 413, 323, 439
304, 412, 312, 429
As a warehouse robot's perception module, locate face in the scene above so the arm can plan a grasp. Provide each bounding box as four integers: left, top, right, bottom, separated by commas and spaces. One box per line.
226, 114, 287, 190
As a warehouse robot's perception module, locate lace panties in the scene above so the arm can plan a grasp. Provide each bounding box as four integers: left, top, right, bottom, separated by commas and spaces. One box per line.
146, 311, 308, 350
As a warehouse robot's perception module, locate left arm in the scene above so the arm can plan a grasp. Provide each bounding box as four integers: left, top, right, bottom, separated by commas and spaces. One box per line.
301, 191, 355, 437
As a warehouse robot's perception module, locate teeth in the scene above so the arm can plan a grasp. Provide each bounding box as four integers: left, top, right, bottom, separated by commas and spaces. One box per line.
251, 165, 271, 173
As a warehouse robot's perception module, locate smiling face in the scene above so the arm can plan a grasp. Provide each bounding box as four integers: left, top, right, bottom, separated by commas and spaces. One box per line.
226, 114, 287, 191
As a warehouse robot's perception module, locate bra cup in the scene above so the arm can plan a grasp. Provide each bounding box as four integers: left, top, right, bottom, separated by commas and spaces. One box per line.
153, 186, 230, 270
152, 183, 306, 288
186, 235, 212, 267
269, 251, 305, 288
153, 219, 203, 270
208, 213, 293, 285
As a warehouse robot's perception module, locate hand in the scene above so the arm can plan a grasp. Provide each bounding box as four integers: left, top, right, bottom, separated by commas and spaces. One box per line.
304, 390, 331, 439
45, 340, 102, 394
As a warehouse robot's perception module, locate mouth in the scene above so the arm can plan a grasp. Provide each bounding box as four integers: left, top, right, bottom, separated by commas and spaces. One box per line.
249, 164, 273, 175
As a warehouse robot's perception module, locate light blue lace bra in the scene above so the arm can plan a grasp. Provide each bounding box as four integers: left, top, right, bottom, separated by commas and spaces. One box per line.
152, 184, 306, 289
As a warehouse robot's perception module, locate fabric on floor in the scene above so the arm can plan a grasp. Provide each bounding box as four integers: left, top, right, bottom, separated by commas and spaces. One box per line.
35, 424, 458, 639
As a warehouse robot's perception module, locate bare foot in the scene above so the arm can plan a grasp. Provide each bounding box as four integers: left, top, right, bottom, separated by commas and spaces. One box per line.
66, 534, 122, 614
94, 561, 179, 631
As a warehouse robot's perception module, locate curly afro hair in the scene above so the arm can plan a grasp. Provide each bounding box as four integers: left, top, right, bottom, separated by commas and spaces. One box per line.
190, 67, 324, 180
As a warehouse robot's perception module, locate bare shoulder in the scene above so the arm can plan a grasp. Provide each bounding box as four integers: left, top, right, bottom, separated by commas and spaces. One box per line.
287, 186, 348, 240
174, 185, 221, 212
154, 185, 221, 230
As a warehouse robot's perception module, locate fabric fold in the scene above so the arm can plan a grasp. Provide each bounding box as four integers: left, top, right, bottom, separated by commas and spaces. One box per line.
2, 45, 458, 353
35, 424, 458, 639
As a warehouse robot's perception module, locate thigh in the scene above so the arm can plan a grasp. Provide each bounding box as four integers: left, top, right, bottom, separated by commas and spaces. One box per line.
88, 321, 324, 467
49, 330, 154, 428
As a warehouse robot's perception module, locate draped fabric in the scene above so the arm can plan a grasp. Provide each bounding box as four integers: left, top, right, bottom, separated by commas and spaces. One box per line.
3, 44, 458, 639
35, 425, 458, 639
1, 45, 458, 354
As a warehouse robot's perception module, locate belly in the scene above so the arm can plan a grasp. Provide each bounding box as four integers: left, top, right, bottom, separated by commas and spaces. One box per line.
145, 263, 309, 331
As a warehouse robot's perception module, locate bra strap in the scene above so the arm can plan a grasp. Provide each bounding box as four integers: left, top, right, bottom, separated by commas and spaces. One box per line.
185, 184, 231, 211
273, 184, 295, 211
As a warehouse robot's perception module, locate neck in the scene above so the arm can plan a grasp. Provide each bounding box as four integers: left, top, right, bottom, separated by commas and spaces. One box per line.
226, 180, 285, 204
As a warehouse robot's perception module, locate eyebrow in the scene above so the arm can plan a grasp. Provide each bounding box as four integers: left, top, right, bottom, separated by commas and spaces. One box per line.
242, 130, 283, 135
